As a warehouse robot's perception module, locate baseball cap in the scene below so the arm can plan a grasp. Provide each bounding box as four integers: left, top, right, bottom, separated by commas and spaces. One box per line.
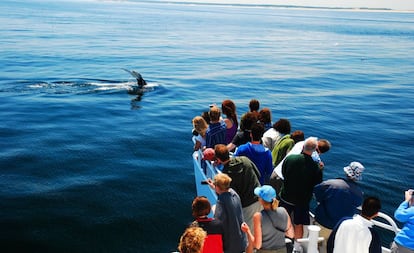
254, 185, 276, 203
203, 148, 215, 161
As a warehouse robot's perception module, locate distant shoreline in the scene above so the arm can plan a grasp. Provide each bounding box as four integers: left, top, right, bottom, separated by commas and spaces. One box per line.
135, 0, 414, 12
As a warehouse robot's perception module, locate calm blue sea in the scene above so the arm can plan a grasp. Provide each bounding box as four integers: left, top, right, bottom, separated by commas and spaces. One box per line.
1, 0, 413, 252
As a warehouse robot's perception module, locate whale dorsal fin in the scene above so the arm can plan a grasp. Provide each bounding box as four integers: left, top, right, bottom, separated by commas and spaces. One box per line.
122, 68, 147, 88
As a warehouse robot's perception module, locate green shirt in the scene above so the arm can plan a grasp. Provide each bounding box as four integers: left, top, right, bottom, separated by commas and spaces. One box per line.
271, 134, 294, 167
223, 156, 261, 208
280, 153, 322, 207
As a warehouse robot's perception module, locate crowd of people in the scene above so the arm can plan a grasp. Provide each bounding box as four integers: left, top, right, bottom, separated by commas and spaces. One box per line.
177, 99, 414, 253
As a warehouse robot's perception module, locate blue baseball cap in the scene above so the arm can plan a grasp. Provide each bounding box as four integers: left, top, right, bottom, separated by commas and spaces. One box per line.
254, 185, 276, 203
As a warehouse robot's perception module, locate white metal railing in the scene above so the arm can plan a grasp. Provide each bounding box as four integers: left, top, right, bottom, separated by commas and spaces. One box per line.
374, 211, 401, 234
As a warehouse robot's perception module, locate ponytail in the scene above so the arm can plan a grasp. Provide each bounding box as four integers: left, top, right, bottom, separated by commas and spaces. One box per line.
271, 198, 279, 210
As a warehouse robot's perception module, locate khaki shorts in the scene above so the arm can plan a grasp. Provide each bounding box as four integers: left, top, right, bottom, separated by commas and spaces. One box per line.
242, 201, 263, 230
391, 241, 414, 253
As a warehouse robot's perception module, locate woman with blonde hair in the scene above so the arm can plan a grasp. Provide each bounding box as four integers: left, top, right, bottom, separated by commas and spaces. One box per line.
192, 116, 208, 151
241, 185, 294, 253
178, 226, 207, 253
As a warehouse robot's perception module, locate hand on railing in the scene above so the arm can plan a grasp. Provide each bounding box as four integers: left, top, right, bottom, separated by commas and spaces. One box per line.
205, 178, 215, 190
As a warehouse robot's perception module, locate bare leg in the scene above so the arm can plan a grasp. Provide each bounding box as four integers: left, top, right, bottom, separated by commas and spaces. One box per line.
294, 224, 304, 239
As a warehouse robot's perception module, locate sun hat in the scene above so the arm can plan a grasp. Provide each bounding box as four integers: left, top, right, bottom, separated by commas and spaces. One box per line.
203, 148, 215, 161
254, 185, 276, 203
344, 161, 365, 181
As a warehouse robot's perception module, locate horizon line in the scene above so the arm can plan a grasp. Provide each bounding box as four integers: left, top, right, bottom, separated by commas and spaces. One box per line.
128, 0, 414, 12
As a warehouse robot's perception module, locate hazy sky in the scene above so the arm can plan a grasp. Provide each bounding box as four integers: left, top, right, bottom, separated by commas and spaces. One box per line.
272, 0, 414, 10
174, 0, 414, 11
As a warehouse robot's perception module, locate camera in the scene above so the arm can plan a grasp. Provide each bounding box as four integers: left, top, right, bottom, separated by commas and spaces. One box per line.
192, 129, 198, 136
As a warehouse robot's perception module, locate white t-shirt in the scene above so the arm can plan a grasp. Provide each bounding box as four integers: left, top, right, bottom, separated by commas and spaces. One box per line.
194, 134, 206, 149
261, 128, 282, 151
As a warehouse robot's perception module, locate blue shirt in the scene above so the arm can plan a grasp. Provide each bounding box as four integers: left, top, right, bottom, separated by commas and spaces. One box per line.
394, 201, 414, 250
234, 142, 273, 185
313, 178, 363, 229
215, 188, 247, 253
206, 121, 227, 148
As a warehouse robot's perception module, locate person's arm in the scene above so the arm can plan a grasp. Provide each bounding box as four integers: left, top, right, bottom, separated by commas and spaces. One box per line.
241, 212, 263, 252
233, 145, 243, 157
368, 228, 382, 253
284, 209, 295, 239
206, 178, 215, 191
394, 190, 414, 222
227, 142, 236, 152
241, 222, 254, 253
285, 141, 294, 157
214, 200, 223, 221
252, 212, 262, 250
261, 136, 270, 150
194, 139, 201, 151
281, 158, 288, 179
227, 132, 241, 152
314, 167, 323, 185
327, 217, 348, 253
224, 118, 232, 129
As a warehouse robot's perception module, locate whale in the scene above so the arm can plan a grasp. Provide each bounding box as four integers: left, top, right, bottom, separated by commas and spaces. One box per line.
122, 68, 147, 89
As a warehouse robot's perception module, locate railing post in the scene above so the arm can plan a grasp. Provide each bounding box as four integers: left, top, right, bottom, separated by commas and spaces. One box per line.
307, 225, 321, 253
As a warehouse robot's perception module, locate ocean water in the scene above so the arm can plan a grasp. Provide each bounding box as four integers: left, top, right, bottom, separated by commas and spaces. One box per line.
1, 0, 414, 252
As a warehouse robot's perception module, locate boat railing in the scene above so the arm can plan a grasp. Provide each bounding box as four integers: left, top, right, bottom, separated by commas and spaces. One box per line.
373, 211, 401, 235
192, 147, 218, 206
360, 208, 401, 253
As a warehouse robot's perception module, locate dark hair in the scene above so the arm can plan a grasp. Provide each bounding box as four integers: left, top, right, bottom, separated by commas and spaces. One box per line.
221, 100, 238, 129
291, 130, 304, 143
259, 108, 272, 124
361, 196, 381, 218
273, 118, 291, 135
249, 99, 260, 112
317, 139, 331, 154
201, 111, 210, 125
240, 112, 258, 131
192, 196, 211, 218
251, 122, 265, 141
